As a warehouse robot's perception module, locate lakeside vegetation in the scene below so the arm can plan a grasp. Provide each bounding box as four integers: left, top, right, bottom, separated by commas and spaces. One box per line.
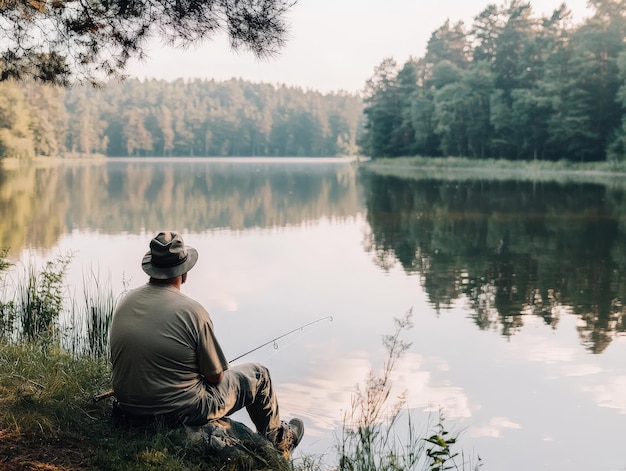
361, 155, 626, 184
0, 255, 477, 470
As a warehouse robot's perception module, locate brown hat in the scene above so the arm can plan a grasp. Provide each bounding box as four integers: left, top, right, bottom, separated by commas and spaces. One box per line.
141, 231, 198, 279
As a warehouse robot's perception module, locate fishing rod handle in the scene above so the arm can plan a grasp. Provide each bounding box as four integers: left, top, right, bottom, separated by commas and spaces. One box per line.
93, 389, 115, 403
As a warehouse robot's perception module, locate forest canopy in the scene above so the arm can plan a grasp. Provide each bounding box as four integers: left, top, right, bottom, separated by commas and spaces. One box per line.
360, 0, 626, 163
0, 0, 295, 85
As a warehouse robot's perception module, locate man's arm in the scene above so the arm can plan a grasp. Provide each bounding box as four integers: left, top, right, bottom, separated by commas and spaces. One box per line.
205, 371, 224, 384
196, 307, 230, 384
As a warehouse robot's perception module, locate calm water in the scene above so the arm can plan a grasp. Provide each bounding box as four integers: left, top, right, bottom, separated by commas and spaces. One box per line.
2, 158, 626, 470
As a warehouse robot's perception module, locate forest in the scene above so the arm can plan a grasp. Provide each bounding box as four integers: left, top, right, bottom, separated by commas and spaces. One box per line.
360, 0, 626, 163
2, 0, 626, 163
0, 78, 363, 159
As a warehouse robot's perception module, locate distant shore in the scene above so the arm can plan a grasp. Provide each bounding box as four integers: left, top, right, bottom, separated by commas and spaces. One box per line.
1, 153, 107, 170
1, 155, 359, 170
359, 156, 626, 184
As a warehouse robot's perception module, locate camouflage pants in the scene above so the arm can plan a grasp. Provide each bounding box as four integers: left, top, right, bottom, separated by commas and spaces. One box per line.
204, 362, 283, 440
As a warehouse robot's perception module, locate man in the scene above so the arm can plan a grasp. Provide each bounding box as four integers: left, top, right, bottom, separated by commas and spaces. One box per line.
109, 231, 304, 457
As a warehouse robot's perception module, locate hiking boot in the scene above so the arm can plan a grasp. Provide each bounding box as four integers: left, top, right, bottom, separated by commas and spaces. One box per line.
273, 418, 305, 458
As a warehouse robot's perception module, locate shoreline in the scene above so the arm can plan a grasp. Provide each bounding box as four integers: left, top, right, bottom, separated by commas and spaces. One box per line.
359, 156, 626, 184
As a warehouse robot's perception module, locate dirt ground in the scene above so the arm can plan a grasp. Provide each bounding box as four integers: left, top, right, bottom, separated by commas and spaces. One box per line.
0, 431, 90, 471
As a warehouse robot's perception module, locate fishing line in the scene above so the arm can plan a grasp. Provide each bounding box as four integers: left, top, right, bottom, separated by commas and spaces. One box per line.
245, 326, 319, 365
229, 315, 333, 363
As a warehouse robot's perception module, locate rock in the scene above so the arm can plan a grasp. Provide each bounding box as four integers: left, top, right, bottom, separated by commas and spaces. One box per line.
184, 418, 289, 468
111, 403, 290, 470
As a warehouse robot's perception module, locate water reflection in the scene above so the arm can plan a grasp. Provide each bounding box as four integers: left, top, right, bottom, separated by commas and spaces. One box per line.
3, 161, 626, 469
0, 159, 361, 254
360, 171, 626, 353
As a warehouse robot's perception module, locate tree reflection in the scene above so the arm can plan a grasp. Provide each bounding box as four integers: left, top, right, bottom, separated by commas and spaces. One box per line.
0, 161, 360, 252
360, 171, 626, 353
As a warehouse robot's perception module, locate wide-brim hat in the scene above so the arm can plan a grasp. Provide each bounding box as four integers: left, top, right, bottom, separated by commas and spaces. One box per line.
142, 231, 198, 279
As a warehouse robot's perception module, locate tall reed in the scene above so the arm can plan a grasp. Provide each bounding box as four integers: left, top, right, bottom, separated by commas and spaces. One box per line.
0, 248, 16, 339
0, 251, 121, 359
16, 254, 71, 343
69, 265, 120, 360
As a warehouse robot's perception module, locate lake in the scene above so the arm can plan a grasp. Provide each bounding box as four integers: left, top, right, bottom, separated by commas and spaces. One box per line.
2, 158, 626, 470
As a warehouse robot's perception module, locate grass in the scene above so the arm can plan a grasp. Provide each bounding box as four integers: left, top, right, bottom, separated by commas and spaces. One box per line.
0, 255, 479, 470
360, 155, 626, 185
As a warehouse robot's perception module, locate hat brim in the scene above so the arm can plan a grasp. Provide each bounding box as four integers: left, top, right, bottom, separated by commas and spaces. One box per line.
142, 246, 198, 279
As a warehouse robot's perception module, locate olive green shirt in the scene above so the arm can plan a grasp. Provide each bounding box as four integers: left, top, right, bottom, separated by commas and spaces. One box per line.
110, 284, 229, 423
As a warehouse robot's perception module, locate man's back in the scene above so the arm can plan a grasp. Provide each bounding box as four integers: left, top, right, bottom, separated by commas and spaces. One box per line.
110, 283, 226, 423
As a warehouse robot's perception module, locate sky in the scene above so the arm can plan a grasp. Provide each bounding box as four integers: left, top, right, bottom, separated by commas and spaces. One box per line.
125, 0, 592, 94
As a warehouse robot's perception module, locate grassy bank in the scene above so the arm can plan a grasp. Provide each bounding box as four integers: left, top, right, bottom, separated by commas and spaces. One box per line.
361, 156, 626, 185
1, 336, 312, 470
0, 341, 295, 470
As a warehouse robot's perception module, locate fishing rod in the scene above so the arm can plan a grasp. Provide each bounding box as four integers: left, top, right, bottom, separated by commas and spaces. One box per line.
93, 315, 333, 403
229, 315, 333, 363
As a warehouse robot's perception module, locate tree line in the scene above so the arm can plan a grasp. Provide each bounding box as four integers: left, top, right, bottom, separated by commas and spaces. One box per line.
0, 78, 363, 159
360, 0, 626, 163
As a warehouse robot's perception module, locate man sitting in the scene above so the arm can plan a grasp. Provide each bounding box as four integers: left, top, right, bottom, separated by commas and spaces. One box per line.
109, 231, 304, 456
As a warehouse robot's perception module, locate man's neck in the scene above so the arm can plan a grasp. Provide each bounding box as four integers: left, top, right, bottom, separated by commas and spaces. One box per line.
148, 276, 182, 290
